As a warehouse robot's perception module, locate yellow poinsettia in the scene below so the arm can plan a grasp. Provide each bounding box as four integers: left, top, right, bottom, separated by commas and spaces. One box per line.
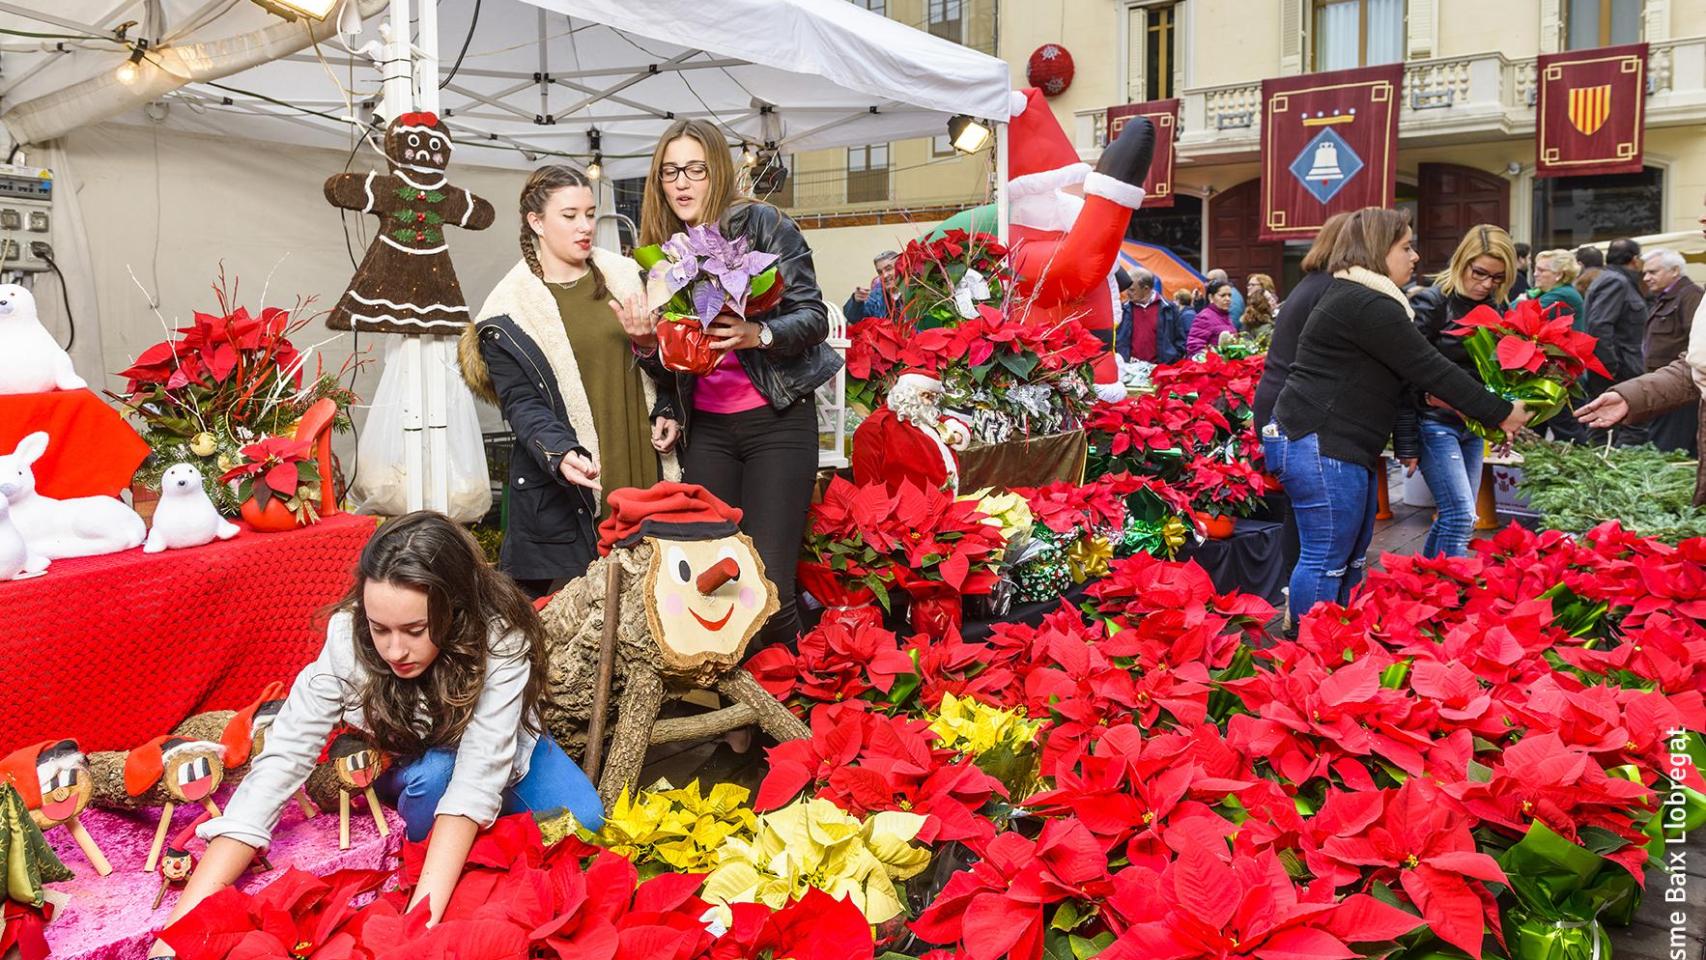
701, 797, 930, 924
927, 692, 1043, 799
962, 488, 1034, 544
590, 779, 757, 874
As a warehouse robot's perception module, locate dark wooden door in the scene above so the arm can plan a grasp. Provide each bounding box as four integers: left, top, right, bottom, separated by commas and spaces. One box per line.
1207, 178, 1284, 293
1417, 164, 1511, 279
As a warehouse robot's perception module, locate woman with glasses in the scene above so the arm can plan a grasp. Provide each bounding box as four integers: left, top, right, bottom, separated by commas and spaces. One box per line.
637, 119, 841, 653
1398, 224, 1520, 557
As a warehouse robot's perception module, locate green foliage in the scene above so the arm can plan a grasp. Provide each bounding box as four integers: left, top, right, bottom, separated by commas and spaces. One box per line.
1514, 438, 1706, 542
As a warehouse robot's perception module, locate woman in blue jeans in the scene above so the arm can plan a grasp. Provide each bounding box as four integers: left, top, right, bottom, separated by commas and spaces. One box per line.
1398, 225, 1519, 557
1268, 208, 1526, 619
153, 513, 602, 951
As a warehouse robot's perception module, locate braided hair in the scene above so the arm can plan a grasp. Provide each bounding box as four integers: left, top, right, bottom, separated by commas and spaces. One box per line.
519, 164, 608, 299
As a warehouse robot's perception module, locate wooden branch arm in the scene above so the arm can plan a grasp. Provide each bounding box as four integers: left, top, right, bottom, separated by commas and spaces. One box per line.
650, 703, 759, 744
595, 669, 663, 806
716, 669, 809, 742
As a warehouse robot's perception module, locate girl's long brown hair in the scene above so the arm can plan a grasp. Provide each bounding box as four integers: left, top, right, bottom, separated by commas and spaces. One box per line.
638, 118, 740, 246
340, 511, 549, 758
520, 164, 608, 299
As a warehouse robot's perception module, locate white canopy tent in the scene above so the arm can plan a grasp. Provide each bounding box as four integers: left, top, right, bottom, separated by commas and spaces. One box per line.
0, 0, 1012, 513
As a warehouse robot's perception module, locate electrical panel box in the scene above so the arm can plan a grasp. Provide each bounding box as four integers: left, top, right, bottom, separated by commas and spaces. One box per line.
0, 164, 53, 273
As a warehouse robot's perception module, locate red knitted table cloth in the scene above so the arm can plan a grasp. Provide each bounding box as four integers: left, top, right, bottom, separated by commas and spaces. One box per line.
0, 513, 377, 752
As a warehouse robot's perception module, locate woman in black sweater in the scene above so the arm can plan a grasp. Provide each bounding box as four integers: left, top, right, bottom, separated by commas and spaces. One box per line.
1266, 208, 1526, 618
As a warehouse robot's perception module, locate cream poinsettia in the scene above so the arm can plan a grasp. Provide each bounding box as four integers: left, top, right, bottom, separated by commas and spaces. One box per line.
962, 488, 1034, 544
590, 779, 756, 874
701, 797, 930, 924
927, 692, 1042, 799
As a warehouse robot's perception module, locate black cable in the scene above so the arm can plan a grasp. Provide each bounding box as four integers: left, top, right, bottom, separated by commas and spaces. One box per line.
439, 0, 480, 89
4, 145, 18, 164
39, 251, 75, 352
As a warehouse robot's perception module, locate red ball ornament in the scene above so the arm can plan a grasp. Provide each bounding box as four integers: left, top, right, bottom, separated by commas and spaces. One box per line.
416, 212, 427, 223
1026, 44, 1075, 97
415, 232, 426, 242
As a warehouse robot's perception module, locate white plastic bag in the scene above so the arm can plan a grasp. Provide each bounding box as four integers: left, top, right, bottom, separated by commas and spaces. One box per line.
353, 338, 492, 522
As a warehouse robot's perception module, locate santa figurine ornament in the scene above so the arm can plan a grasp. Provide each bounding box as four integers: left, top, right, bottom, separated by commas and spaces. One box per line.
851, 367, 972, 493
324, 112, 496, 333
0, 739, 111, 876
1004, 87, 1155, 402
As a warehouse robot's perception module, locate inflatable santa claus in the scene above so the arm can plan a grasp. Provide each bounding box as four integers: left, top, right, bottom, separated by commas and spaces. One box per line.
851, 368, 972, 493
1004, 87, 1155, 402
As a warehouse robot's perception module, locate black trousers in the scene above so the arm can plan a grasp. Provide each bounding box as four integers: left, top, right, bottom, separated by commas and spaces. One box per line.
682, 399, 819, 651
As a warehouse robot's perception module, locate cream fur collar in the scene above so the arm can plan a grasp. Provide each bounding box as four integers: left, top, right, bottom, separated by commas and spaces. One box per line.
462, 248, 679, 481
1334, 265, 1416, 320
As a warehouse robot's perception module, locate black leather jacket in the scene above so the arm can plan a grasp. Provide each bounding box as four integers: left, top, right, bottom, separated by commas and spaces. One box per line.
1392, 286, 1497, 457
669, 202, 842, 445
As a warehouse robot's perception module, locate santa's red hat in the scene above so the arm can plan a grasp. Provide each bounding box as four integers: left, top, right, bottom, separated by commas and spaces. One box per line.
597, 483, 744, 556
220, 680, 287, 768
1006, 88, 1092, 204
893, 367, 944, 391
125, 736, 223, 797
1, 740, 81, 810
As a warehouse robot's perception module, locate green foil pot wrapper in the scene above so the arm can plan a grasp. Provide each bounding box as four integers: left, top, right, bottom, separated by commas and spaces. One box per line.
1508, 910, 1611, 960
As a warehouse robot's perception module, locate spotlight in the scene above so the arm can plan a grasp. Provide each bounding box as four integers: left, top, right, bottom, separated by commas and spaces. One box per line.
248, 0, 338, 20
115, 43, 147, 86
947, 114, 993, 154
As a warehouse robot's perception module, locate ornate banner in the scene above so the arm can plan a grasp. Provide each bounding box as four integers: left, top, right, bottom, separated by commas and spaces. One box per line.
1536, 43, 1647, 178
1105, 99, 1179, 209
1258, 65, 1401, 242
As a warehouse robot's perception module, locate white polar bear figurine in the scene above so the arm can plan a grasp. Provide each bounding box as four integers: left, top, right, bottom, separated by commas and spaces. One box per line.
0, 495, 49, 580
0, 284, 86, 395
0, 432, 146, 559
145, 463, 239, 553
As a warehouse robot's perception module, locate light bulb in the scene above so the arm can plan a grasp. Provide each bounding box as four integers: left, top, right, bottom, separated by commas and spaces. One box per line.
742, 146, 757, 167
586, 155, 603, 180
115, 59, 141, 85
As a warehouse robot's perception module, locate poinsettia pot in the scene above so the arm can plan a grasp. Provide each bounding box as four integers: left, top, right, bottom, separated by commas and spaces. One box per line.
656, 312, 727, 376
1195, 510, 1236, 539
241, 496, 304, 532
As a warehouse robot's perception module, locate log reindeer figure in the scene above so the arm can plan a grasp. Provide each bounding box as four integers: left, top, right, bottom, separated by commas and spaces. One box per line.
123, 737, 225, 872
0, 739, 111, 875
220, 681, 317, 820
539, 483, 808, 803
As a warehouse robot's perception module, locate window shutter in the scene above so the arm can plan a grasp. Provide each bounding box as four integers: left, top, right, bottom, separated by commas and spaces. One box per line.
1406, 0, 1436, 59
1279, 0, 1307, 74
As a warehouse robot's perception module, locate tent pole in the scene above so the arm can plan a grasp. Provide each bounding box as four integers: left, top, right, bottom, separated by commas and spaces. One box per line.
995, 121, 1009, 244
417, 0, 451, 515
380, 0, 426, 513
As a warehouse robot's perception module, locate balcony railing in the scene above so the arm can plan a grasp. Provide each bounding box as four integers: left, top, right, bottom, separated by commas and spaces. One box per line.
1078, 36, 1705, 159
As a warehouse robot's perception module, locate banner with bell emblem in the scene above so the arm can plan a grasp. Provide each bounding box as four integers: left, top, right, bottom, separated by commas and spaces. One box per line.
1105, 99, 1178, 209
1536, 43, 1647, 178
1258, 65, 1401, 242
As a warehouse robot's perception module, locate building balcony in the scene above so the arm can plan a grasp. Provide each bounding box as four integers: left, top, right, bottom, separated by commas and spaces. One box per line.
1077, 35, 1706, 164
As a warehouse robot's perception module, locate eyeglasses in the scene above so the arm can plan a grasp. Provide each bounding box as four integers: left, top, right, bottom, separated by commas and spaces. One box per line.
1468, 265, 1507, 285
658, 162, 709, 184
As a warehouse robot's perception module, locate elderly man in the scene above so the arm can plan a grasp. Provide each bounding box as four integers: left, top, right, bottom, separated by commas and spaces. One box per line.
1577, 194, 1706, 464
862, 250, 902, 320
1633, 248, 1703, 452
1115, 266, 1188, 364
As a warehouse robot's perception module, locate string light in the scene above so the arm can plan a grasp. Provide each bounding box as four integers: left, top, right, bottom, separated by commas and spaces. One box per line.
115, 42, 147, 86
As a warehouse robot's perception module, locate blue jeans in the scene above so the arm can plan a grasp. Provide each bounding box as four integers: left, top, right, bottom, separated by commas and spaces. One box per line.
375, 735, 604, 842
1417, 418, 1483, 558
1261, 423, 1377, 617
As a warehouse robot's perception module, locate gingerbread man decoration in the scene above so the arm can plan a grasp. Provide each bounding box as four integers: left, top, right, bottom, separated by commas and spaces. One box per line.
324, 112, 495, 334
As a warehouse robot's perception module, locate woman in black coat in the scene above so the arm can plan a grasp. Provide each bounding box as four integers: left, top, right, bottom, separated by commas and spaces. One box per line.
1266, 208, 1526, 620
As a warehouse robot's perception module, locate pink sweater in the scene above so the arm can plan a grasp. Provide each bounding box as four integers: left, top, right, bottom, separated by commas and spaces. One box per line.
694, 350, 768, 414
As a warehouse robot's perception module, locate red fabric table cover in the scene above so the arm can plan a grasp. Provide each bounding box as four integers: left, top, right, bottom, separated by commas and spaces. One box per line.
0, 512, 376, 753
0, 389, 150, 499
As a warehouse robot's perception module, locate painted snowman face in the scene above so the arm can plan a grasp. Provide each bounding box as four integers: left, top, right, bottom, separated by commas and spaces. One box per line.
646, 533, 776, 671
31, 741, 92, 829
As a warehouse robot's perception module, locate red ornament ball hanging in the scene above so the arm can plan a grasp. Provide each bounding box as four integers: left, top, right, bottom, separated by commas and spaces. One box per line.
1027, 44, 1075, 97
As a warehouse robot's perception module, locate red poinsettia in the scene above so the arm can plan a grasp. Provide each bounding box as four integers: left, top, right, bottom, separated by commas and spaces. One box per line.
1309, 778, 1507, 958
158, 867, 392, 960
745, 618, 917, 713
1098, 838, 1422, 960
911, 818, 1115, 960
1449, 299, 1609, 381
1178, 454, 1275, 521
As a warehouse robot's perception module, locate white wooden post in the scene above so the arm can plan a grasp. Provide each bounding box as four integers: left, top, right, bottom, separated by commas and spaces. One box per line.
415, 0, 450, 514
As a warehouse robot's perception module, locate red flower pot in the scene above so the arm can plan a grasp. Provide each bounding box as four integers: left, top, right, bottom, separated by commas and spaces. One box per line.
1196, 511, 1236, 540
241, 497, 304, 533
656, 313, 727, 376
